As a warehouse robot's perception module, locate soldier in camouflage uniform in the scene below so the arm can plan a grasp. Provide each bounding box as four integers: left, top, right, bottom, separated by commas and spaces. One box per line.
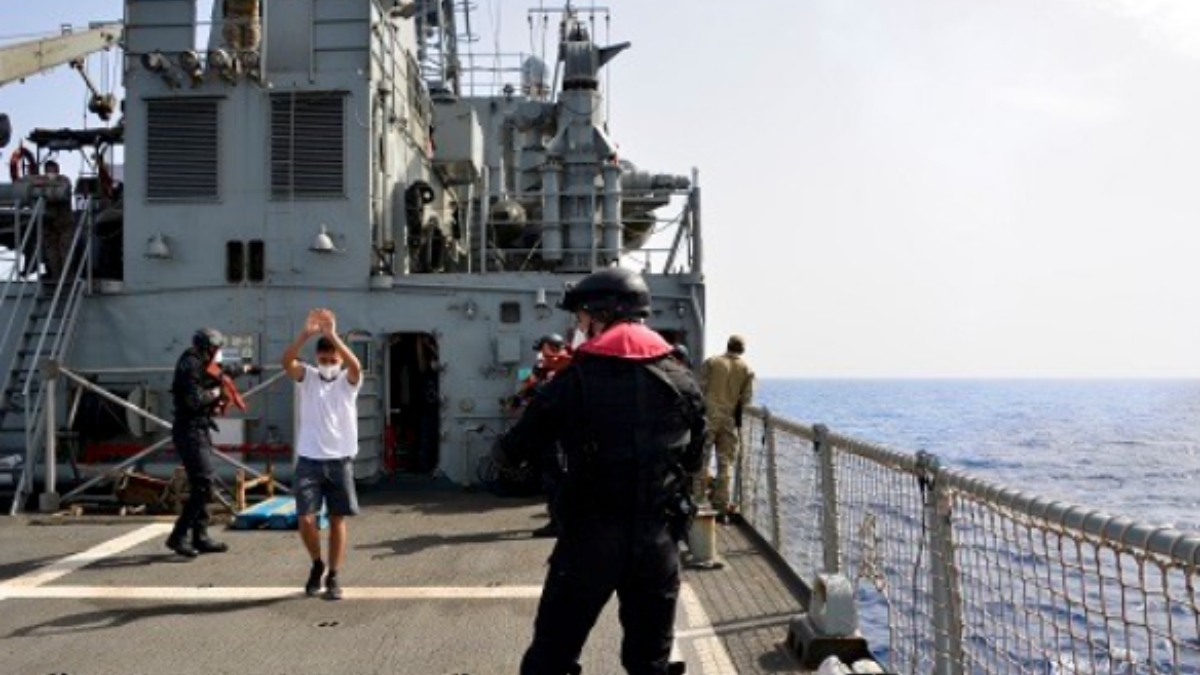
696, 335, 754, 519
221, 0, 261, 53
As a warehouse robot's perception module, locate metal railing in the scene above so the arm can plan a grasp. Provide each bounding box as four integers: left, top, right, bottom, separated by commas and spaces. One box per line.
0, 198, 47, 413
474, 184, 701, 276
736, 407, 1200, 675
9, 201, 93, 514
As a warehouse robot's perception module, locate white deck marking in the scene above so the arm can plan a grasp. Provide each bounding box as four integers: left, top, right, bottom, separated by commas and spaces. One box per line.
678, 583, 739, 675
0, 529, 737, 675
0, 523, 172, 594
0, 585, 546, 600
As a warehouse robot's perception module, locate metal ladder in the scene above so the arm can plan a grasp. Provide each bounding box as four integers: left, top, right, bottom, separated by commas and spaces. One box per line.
0, 195, 93, 514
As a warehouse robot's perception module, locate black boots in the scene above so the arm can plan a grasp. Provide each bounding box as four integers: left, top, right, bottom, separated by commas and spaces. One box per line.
166, 533, 198, 558
192, 526, 229, 554
167, 524, 228, 557
166, 520, 198, 558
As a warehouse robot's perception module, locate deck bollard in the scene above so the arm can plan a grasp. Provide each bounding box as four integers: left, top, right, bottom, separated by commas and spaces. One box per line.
786, 574, 871, 668
684, 507, 724, 569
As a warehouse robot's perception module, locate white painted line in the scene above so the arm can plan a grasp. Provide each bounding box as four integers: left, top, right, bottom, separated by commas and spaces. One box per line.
0, 523, 172, 592
0, 585, 547, 601
677, 583, 738, 675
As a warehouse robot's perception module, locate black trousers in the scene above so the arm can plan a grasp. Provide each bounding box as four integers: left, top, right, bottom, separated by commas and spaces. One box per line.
520, 516, 680, 675
171, 422, 215, 537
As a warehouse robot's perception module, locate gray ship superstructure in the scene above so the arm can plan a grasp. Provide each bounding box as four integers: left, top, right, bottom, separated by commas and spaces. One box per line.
2, 6, 1198, 675
0, 0, 703, 508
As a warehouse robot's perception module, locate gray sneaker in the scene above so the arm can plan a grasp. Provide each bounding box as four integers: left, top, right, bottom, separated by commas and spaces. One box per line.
324, 575, 343, 601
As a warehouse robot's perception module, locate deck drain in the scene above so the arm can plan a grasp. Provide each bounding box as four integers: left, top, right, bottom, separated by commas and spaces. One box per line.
315, 620, 341, 628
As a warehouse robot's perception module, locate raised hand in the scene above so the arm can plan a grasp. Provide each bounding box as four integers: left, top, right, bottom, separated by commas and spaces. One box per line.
304, 309, 323, 335
315, 308, 337, 337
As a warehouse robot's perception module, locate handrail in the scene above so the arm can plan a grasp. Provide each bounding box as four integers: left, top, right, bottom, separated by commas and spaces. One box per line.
57, 368, 293, 502
737, 405, 1200, 674
11, 200, 94, 514
0, 198, 46, 409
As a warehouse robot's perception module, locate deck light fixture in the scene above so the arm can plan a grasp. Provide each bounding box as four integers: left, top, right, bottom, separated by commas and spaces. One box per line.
310, 225, 337, 253
179, 50, 203, 86
144, 233, 172, 260
208, 49, 237, 84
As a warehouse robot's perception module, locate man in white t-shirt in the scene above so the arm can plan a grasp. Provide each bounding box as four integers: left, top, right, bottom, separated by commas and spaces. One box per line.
282, 308, 362, 600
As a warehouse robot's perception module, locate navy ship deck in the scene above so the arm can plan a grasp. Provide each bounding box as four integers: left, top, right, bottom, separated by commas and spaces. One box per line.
0, 488, 814, 674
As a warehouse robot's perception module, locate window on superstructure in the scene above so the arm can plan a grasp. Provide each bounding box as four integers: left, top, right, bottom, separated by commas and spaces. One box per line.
270, 92, 347, 199
146, 98, 220, 202
500, 302, 521, 324
248, 240, 265, 282
226, 241, 246, 283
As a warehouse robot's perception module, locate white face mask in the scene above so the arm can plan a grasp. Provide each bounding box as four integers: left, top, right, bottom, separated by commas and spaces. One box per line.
318, 364, 341, 380
212, 349, 224, 365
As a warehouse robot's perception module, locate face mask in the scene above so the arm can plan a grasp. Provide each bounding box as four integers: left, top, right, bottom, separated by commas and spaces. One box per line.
318, 364, 340, 380
212, 349, 224, 365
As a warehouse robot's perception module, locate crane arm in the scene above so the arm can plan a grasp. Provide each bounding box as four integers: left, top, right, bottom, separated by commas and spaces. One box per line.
0, 23, 122, 88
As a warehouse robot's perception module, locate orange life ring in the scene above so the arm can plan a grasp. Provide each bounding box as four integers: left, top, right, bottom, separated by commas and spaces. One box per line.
8, 146, 36, 182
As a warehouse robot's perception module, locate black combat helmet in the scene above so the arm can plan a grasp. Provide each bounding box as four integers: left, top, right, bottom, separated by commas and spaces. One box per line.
193, 327, 226, 352
533, 333, 566, 351
559, 267, 651, 319
670, 343, 692, 366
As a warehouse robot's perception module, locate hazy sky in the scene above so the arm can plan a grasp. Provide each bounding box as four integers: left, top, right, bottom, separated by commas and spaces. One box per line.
4, 1, 1200, 378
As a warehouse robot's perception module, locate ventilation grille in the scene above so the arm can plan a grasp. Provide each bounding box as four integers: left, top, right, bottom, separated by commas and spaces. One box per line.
271, 92, 346, 199
146, 98, 220, 201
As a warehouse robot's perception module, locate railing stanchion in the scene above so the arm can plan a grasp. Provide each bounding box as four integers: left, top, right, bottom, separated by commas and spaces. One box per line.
39, 360, 60, 511
764, 409, 782, 551
918, 451, 964, 675
814, 423, 841, 575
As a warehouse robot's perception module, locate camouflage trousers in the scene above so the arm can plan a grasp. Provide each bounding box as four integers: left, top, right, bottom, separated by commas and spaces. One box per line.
693, 414, 740, 511
223, 18, 261, 52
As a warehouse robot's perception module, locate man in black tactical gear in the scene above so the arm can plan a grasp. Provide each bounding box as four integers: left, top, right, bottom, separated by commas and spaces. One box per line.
492, 267, 706, 675
165, 327, 232, 558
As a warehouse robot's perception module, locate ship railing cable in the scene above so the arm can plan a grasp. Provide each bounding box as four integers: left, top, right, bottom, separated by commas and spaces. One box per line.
737, 405, 1200, 675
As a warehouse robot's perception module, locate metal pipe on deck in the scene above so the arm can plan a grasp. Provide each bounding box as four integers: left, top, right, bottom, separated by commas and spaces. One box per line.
42, 364, 58, 511
478, 165, 489, 272
691, 168, 703, 276
601, 160, 621, 264
391, 183, 410, 275
541, 160, 563, 262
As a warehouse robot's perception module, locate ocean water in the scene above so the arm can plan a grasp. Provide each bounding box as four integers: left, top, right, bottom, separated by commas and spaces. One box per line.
758, 379, 1200, 535
756, 379, 1200, 672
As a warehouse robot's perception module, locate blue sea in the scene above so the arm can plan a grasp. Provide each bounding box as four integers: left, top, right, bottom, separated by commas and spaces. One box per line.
758, 378, 1200, 534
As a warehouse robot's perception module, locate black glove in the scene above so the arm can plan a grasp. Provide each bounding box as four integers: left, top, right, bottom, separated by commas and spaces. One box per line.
734, 403, 744, 429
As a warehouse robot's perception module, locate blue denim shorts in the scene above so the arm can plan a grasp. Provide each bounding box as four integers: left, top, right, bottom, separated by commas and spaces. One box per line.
294, 456, 359, 517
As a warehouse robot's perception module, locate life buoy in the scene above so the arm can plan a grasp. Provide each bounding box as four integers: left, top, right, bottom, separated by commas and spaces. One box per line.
8, 146, 36, 182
